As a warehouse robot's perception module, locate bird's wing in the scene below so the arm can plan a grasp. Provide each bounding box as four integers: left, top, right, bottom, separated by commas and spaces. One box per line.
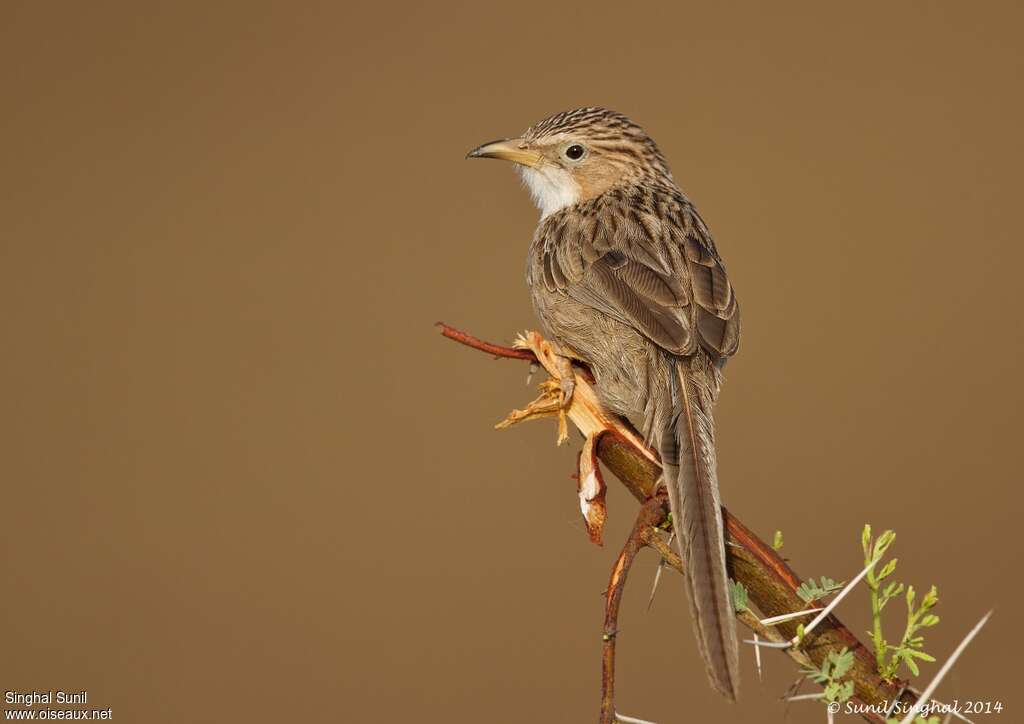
537, 190, 739, 361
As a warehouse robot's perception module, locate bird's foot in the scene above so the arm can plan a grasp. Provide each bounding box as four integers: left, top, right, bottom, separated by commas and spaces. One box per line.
513, 333, 577, 407
495, 377, 569, 444
495, 333, 579, 443
550, 350, 576, 411
496, 330, 660, 547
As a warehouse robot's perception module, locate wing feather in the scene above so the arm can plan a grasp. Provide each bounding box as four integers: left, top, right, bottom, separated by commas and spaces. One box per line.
537, 190, 740, 361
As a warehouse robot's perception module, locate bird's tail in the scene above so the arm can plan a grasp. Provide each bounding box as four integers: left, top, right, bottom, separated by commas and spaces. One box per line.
659, 359, 740, 700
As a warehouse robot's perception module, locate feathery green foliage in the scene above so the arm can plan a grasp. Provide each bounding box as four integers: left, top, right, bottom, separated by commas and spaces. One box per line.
801, 647, 855, 704
795, 575, 845, 603
730, 579, 749, 614
862, 525, 940, 679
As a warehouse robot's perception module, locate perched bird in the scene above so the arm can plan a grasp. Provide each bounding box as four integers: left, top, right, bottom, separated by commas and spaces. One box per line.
468, 108, 742, 699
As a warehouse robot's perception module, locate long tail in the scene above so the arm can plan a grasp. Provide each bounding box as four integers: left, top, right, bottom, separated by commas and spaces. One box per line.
659, 359, 740, 700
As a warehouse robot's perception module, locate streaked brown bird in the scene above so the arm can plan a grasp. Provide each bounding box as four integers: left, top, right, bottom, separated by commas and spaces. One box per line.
468, 108, 742, 699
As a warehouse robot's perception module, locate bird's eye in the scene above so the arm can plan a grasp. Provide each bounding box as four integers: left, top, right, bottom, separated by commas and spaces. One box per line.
564, 144, 586, 160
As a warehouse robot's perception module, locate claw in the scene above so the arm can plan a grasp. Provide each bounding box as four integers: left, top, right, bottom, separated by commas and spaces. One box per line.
551, 351, 576, 410
526, 361, 539, 386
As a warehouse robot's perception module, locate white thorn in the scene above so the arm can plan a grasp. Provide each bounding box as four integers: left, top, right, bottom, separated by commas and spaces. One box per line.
615, 713, 657, 724
885, 687, 906, 719
760, 607, 824, 626
905, 687, 978, 724
785, 693, 825, 702
646, 532, 674, 611
896, 611, 992, 724
743, 638, 791, 649
753, 633, 763, 680
794, 559, 878, 643
647, 561, 665, 611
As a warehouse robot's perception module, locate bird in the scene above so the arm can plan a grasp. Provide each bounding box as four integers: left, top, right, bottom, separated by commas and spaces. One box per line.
467, 107, 742, 700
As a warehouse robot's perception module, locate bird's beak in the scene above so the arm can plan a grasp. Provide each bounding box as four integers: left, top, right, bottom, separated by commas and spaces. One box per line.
466, 138, 542, 167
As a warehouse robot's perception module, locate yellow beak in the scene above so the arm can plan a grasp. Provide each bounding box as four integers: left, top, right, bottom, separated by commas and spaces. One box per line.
466, 138, 543, 168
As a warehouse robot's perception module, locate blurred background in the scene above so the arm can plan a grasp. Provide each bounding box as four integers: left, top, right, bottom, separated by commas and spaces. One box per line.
2, 1, 1022, 721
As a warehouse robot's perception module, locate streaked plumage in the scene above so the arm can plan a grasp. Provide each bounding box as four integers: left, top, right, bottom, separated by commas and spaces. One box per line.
469, 108, 742, 700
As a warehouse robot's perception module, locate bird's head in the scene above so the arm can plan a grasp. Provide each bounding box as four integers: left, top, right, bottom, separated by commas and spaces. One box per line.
468, 107, 672, 218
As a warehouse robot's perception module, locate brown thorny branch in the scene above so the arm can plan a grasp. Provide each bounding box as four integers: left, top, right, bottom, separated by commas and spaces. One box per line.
438, 322, 919, 724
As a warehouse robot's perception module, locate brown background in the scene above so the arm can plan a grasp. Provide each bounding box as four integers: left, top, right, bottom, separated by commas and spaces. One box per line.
2, 1, 1022, 722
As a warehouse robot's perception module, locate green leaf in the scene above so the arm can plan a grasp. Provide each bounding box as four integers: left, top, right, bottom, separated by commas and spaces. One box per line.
880, 581, 904, 610
878, 558, 898, 580
730, 579, 749, 613
796, 575, 845, 603
830, 647, 854, 679
805, 646, 855, 703
922, 585, 939, 606
904, 655, 920, 676
872, 529, 896, 562
772, 529, 784, 551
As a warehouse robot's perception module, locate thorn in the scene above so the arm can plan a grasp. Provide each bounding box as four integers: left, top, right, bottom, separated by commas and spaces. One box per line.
884, 688, 909, 720
784, 693, 825, 702
647, 562, 664, 611
905, 688, 976, 724
760, 607, 824, 626
884, 687, 906, 719
753, 633, 763, 680
743, 638, 791, 649
646, 532, 673, 611
783, 675, 805, 699
793, 558, 878, 644
899, 613, 992, 724
615, 713, 657, 724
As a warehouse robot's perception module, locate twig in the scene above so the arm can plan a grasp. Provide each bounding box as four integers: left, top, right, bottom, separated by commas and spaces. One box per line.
600, 495, 668, 724
435, 322, 536, 360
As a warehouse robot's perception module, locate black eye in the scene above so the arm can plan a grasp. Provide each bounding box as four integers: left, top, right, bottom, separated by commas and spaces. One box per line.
564, 144, 585, 160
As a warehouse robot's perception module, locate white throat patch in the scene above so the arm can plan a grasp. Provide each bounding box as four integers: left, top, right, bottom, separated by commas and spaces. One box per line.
517, 164, 580, 218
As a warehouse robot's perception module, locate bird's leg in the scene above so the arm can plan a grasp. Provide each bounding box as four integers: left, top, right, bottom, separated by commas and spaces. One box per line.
497, 334, 581, 444
549, 348, 576, 410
